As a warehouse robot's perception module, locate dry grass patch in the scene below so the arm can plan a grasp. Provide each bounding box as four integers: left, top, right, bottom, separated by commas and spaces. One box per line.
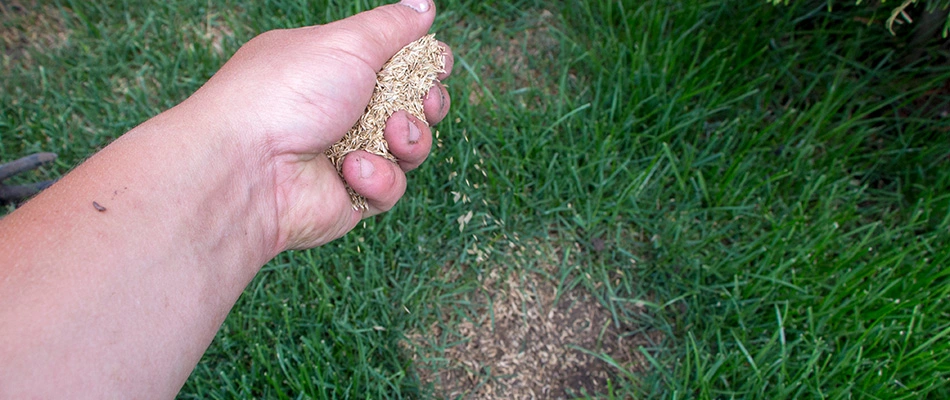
411, 240, 661, 399
179, 10, 241, 57
465, 9, 566, 110
0, 0, 70, 66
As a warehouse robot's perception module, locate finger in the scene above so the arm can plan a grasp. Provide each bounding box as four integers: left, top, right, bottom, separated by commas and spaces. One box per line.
384, 110, 432, 171
438, 41, 454, 80
423, 81, 450, 125
341, 151, 407, 216
319, 0, 437, 72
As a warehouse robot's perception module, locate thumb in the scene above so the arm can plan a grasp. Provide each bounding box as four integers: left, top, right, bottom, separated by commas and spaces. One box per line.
320, 0, 436, 71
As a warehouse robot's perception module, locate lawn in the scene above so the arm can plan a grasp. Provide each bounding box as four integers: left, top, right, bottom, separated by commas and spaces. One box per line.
2, 0, 949, 398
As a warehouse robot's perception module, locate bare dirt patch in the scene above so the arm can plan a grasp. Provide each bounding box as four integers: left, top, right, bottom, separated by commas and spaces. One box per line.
411, 241, 661, 399
0, 0, 71, 63
179, 10, 241, 57
465, 9, 567, 110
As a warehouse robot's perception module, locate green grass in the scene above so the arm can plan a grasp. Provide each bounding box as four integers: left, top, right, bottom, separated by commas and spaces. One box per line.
3, 0, 950, 398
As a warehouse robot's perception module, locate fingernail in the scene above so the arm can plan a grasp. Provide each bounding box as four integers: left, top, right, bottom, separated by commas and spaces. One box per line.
407, 119, 421, 144
398, 0, 429, 13
359, 157, 375, 179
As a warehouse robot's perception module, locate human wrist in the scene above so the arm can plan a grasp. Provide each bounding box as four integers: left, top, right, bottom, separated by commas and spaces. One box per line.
132, 97, 283, 266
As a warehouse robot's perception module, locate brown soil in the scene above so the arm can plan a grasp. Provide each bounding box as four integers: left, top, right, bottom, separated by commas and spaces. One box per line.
465, 9, 566, 110
0, 0, 70, 63
411, 241, 661, 399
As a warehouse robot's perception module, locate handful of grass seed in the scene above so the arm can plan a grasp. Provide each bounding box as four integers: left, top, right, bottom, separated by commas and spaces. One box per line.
326, 34, 445, 210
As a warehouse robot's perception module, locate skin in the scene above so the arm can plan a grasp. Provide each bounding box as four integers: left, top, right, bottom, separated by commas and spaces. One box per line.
0, 0, 453, 398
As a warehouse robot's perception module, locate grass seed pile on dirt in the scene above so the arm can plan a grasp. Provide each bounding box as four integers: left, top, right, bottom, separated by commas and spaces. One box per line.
326, 34, 445, 210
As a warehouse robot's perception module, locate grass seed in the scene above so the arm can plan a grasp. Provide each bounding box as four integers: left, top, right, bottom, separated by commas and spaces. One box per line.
326, 33, 445, 210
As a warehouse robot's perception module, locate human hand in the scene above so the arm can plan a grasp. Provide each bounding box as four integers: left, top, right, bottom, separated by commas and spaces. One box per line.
0, 4, 454, 395
182, 0, 453, 253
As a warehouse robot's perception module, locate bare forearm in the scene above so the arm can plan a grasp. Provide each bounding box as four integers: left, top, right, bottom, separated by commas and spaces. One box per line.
0, 1, 447, 397
0, 102, 276, 398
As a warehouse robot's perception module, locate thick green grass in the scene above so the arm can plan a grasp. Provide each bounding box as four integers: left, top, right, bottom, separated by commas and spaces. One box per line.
3, 0, 949, 398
